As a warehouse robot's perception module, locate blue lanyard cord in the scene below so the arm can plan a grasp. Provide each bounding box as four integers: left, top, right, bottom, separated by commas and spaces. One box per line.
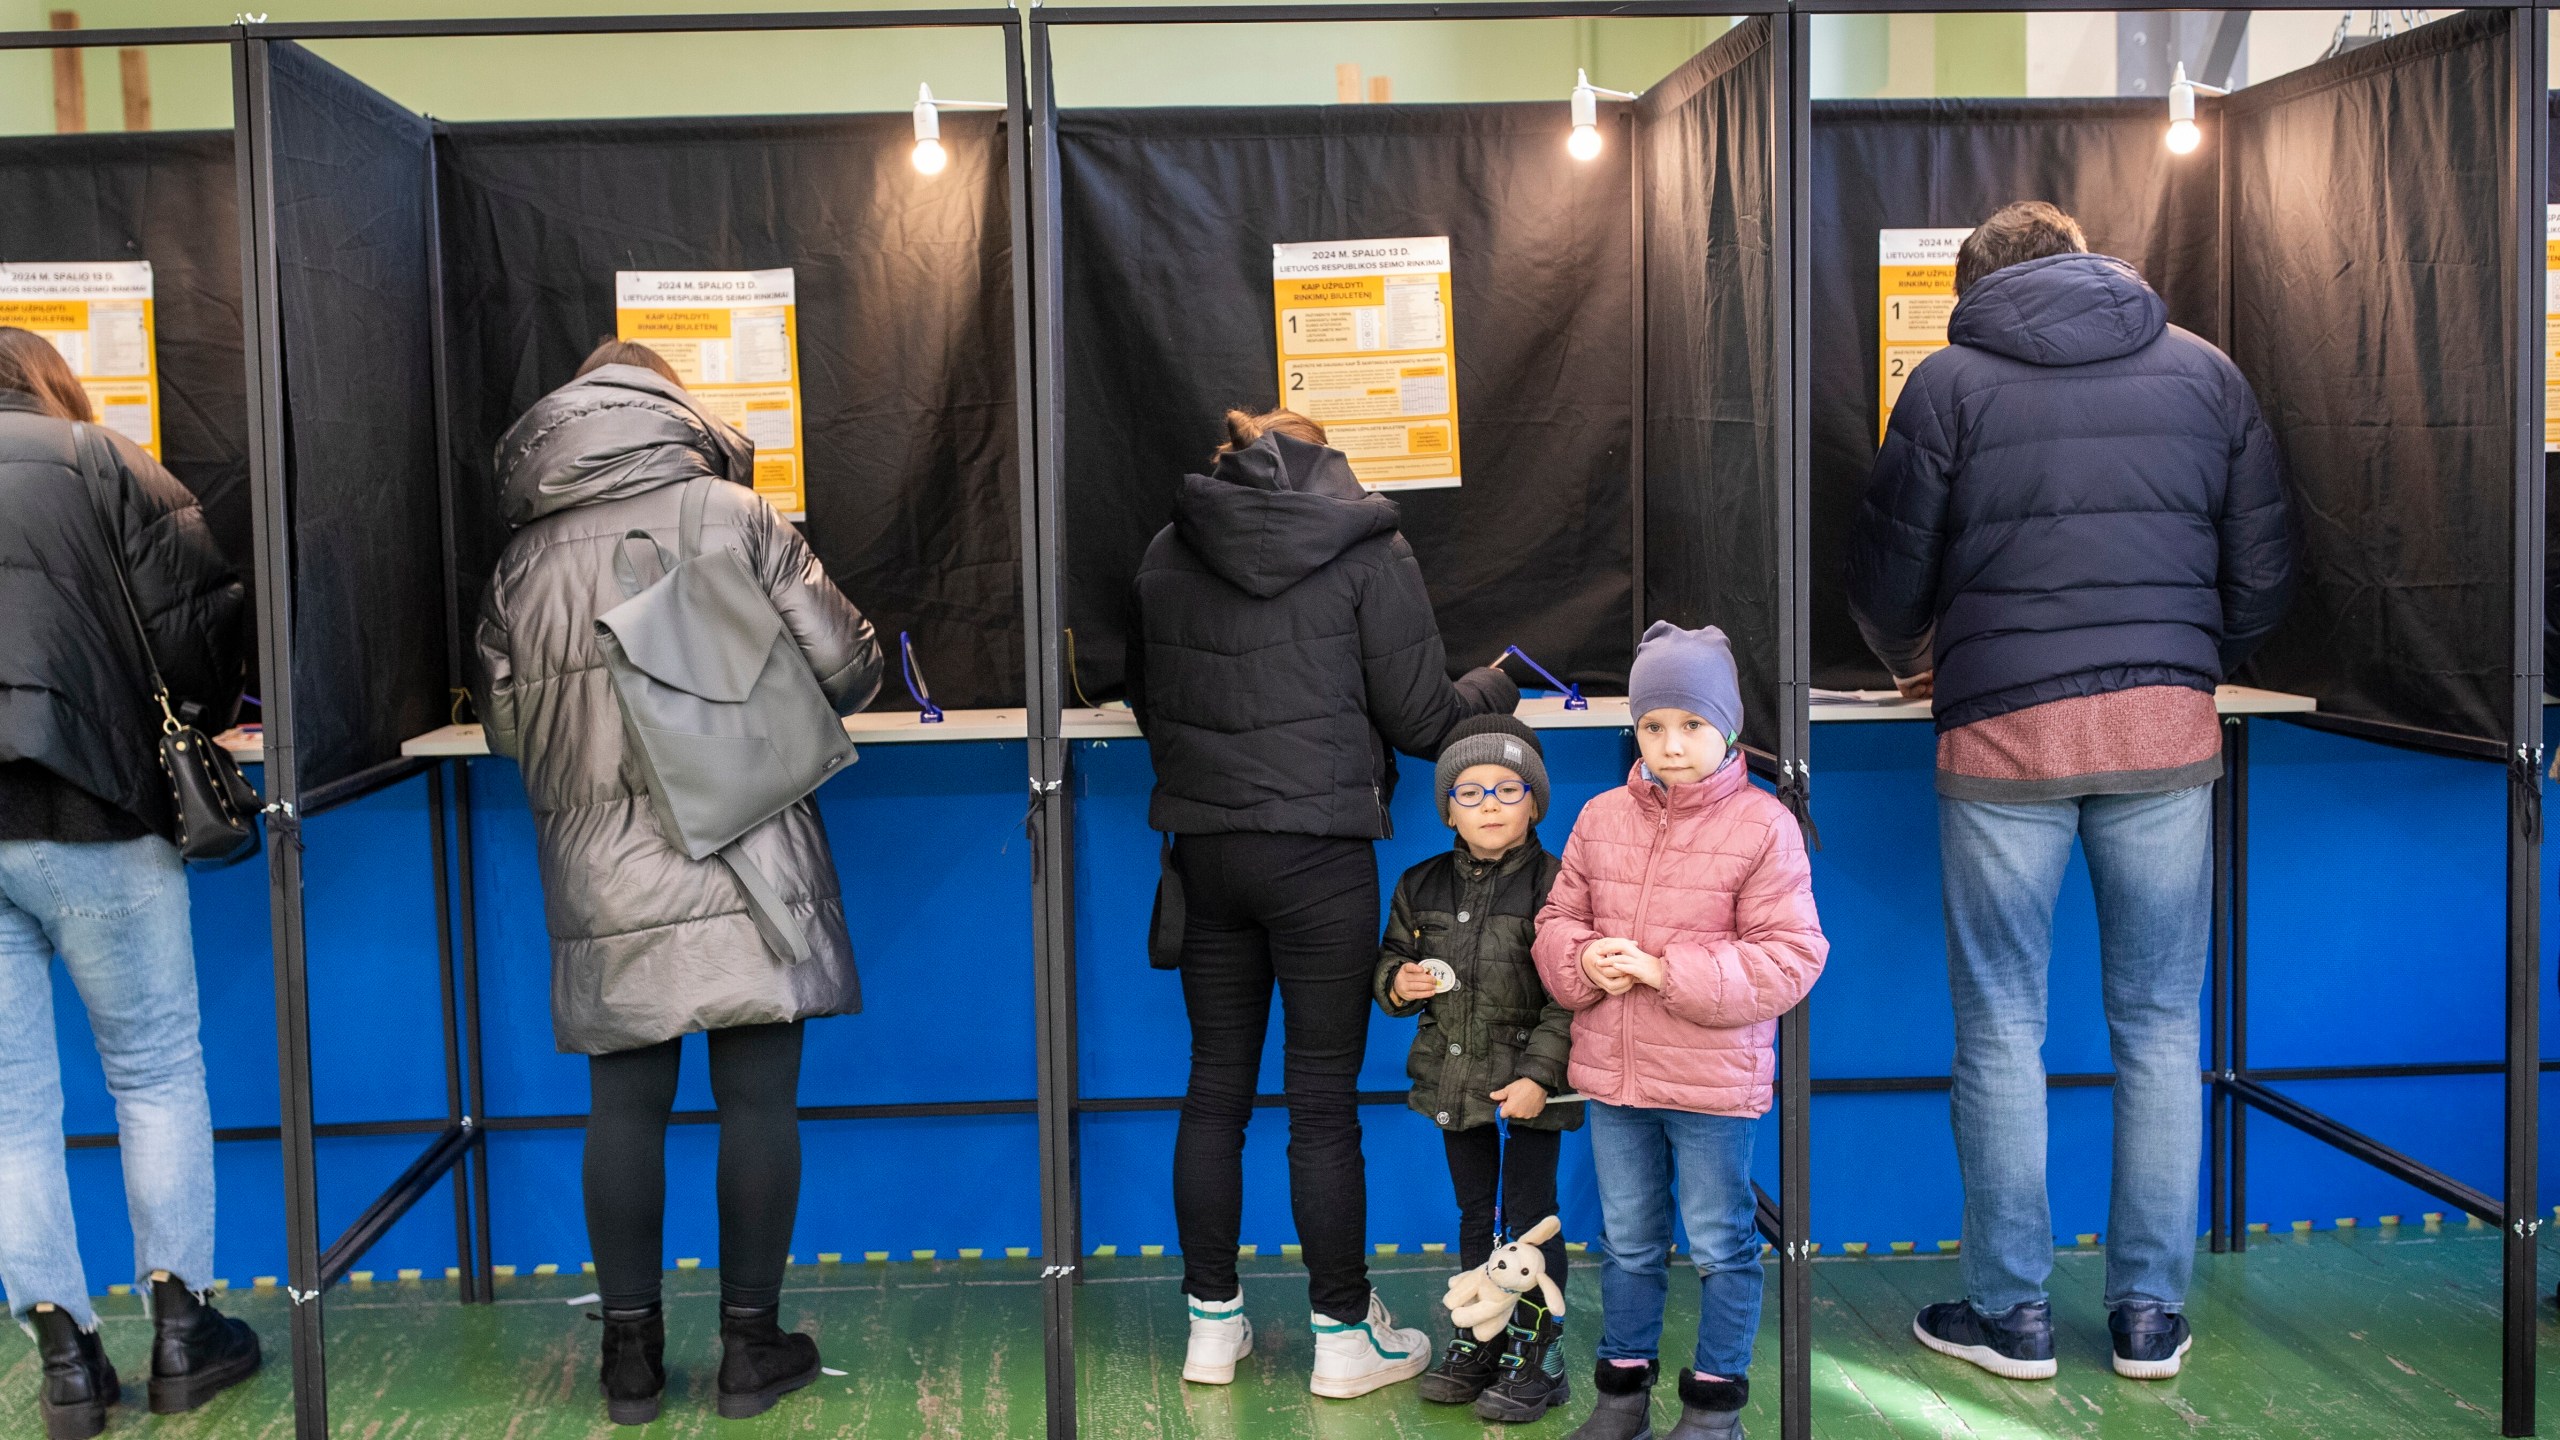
899, 632, 944, 723
1499, 645, 1587, 711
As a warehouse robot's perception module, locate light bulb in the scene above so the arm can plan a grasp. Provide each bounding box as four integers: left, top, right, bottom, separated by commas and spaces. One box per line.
913, 138, 948, 175
1567, 123, 1603, 161
2165, 118, 2200, 154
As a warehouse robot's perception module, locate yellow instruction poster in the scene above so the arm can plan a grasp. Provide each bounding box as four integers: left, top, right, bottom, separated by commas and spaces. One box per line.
1878, 229, 1970, 444
0, 261, 161, 457
616, 268, 807, 520
2545, 206, 2558, 452
1272, 236, 1460, 491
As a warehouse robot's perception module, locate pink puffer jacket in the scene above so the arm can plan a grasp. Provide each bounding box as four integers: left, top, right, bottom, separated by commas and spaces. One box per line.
1532, 759, 1827, 1116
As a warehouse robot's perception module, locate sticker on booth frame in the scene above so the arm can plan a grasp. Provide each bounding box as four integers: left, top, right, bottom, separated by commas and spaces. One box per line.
616, 268, 808, 520
1272, 237, 1461, 491
1877, 229, 1971, 446
0, 261, 161, 458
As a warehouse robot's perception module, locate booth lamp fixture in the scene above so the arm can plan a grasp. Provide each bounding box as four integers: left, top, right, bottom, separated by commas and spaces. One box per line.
1568, 69, 1639, 161
912, 83, 1004, 176
2166, 62, 2228, 155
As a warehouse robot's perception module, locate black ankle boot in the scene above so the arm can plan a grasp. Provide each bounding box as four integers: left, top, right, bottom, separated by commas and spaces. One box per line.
1667, 1370, 1748, 1439
1474, 1296, 1569, 1423
146, 1273, 261, 1414
1566, 1358, 1657, 1440
715, 1302, 821, 1420
596, 1303, 666, 1426
1416, 1328, 1502, 1404
29, 1304, 118, 1440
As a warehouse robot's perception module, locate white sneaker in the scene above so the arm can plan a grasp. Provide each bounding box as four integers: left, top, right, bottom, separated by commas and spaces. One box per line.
1183, 1293, 1252, 1384
1308, 1291, 1431, 1399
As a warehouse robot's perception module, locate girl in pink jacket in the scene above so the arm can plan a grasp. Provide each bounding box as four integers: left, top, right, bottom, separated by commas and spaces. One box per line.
1533, 623, 1827, 1440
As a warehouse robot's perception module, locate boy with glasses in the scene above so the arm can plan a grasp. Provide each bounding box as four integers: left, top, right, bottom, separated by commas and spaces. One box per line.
1375, 714, 1580, 1424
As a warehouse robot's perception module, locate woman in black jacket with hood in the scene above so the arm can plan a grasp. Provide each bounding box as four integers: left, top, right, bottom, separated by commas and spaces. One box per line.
1128, 409, 1516, 1399
473, 341, 882, 1426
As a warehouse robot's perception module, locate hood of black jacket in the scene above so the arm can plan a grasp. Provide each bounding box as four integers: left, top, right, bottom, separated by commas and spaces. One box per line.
1172, 432, 1400, 599
493, 364, 754, 527
1948, 252, 2167, 368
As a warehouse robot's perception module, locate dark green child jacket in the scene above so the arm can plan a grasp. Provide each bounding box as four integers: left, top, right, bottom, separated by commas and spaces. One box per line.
1374, 833, 1583, 1134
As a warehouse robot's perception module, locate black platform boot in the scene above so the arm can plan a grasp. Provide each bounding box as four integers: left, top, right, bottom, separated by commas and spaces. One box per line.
715, 1302, 821, 1420
596, 1303, 666, 1426
1474, 1296, 1569, 1422
1566, 1358, 1658, 1440
146, 1272, 261, 1414
28, 1303, 118, 1440
1666, 1370, 1748, 1439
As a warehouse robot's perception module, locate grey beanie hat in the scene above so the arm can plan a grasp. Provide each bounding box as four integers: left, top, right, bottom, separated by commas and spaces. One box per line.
1628, 620, 1743, 738
1435, 714, 1550, 822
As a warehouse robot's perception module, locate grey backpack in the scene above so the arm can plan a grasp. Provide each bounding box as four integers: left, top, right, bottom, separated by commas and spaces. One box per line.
594, 476, 856, 962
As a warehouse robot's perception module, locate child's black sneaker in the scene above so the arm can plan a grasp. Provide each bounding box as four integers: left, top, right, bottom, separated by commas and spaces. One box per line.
1665, 1371, 1746, 1439
2108, 1301, 2192, 1380
1472, 1298, 1568, 1422
1912, 1298, 2056, 1380
1565, 1358, 1657, 1440
1417, 1332, 1501, 1404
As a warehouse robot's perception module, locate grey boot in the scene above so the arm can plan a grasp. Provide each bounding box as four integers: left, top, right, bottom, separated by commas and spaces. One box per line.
1566, 1359, 1657, 1440
1665, 1370, 1747, 1439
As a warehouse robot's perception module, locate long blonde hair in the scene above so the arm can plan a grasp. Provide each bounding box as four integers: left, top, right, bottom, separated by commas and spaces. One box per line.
0, 327, 94, 423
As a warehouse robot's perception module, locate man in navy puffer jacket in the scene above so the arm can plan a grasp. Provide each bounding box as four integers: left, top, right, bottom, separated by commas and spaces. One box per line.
1847, 203, 2294, 1389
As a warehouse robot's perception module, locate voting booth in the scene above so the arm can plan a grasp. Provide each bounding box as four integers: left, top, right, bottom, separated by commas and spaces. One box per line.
1799, 9, 2543, 1433
1029, 6, 1808, 1430
221, 14, 1049, 1434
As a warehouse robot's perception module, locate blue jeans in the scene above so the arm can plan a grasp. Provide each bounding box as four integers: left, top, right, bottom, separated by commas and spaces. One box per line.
1941, 786, 2212, 1315
0, 837, 216, 1328
1588, 1101, 1762, 1378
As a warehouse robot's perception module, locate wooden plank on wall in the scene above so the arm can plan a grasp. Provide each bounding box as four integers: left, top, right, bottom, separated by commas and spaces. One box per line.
1335, 62, 1361, 104
50, 11, 86, 135
120, 48, 151, 131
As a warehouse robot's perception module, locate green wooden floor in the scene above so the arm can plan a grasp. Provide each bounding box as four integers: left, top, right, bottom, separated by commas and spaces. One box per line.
8, 1225, 2557, 1437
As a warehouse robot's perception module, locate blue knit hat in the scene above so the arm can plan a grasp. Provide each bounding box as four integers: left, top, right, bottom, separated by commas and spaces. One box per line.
1628, 621, 1742, 739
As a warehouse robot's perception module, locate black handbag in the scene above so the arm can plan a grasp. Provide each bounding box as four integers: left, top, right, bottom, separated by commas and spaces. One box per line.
71, 424, 261, 867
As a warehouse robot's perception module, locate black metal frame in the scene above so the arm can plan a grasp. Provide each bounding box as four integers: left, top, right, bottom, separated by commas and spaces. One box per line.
1027, 6, 1807, 1437
10, 7, 2545, 1439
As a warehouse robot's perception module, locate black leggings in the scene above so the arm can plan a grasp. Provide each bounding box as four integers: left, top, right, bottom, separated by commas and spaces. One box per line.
585, 1020, 804, 1311
1172, 831, 1378, 1324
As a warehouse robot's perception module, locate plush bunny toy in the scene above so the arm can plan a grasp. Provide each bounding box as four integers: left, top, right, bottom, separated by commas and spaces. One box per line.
1442, 1215, 1567, 1341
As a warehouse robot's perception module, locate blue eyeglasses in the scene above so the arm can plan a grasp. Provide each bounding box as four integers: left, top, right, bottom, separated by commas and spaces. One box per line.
1449, 780, 1530, 808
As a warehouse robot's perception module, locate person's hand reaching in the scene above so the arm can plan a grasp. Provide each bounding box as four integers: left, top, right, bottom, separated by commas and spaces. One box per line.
1894, 671, 1934, 702
1392, 963, 1440, 1003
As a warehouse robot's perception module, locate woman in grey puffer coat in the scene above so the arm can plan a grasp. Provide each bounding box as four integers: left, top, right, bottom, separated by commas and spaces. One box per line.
472, 342, 881, 1426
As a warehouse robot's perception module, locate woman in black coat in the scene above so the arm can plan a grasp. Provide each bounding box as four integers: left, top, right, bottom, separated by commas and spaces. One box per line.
1127, 408, 1515, 1399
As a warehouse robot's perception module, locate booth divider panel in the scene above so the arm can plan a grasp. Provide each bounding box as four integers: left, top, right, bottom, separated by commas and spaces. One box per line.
265, 41, 447, 792
1809, 97, 2221, 692
0, 131, 255, 688
1056, 103, 1636, 700
2224, 10, 2514, 752
1640, 17, 1780, 751
434, 111, 1027, 712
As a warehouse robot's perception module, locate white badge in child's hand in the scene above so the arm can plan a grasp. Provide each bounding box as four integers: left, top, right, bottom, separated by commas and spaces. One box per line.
1421, 959, 1458, 994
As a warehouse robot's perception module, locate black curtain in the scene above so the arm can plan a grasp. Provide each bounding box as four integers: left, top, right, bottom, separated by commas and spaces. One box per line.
435, 110, 1024, 711
266, 42, 446, 792
1058, 102, 1635, 702
2224, 10, 2513, 752
1640, 18, 1778, 751
0, 131, 254, 691
1809, 97, 2222, 689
